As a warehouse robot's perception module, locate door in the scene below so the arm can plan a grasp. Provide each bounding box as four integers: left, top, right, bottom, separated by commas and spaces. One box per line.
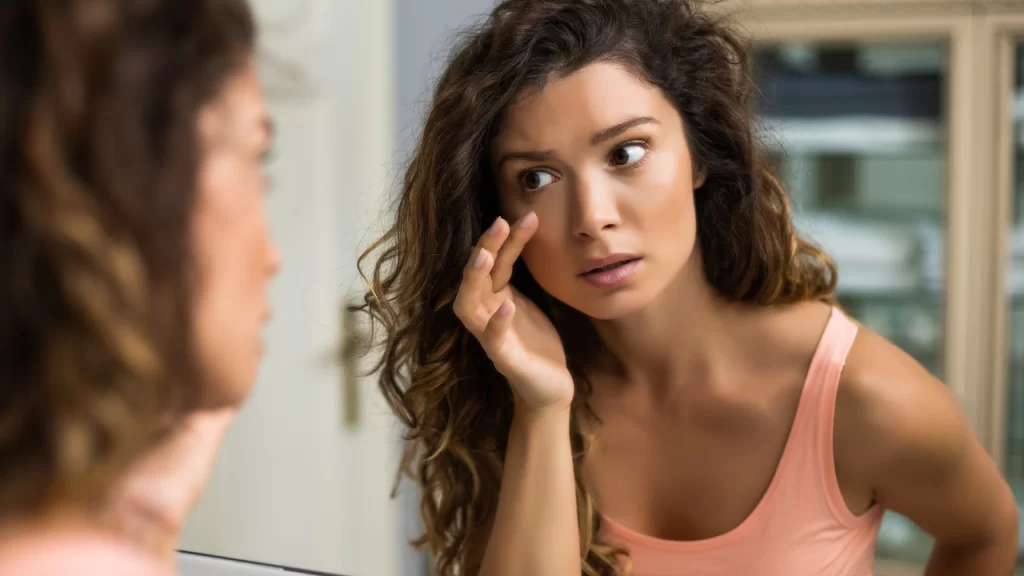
179, 1, 404, 575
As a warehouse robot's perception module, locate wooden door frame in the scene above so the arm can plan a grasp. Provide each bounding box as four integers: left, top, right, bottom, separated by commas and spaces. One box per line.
982, 10, 1024, 482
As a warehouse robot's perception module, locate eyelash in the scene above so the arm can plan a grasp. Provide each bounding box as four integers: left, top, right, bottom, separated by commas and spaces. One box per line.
515, 138, 651, 192
612, 139, 651, 169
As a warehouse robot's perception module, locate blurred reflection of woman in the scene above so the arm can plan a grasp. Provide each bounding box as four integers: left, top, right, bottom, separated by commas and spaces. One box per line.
0, 0, 280, 573
358, 0, 1019, 574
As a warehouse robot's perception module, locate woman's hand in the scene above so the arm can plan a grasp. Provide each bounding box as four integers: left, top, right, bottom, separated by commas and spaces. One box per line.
453, 212, 574, 412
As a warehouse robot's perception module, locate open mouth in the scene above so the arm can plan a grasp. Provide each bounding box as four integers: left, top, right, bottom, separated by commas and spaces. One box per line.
582, 257, 641, 276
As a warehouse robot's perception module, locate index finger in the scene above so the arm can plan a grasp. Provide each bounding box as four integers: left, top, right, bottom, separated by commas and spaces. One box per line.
476, 217, 511, 256
491, 211, 538, 289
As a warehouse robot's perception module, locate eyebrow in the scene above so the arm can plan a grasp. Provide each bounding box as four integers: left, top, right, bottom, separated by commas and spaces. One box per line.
590, 116, 659, 146
495, 116, 660, 169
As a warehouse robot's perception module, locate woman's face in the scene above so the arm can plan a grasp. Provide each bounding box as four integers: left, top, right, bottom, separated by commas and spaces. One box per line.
492, 62, 703, 320
191, 64, 281, 407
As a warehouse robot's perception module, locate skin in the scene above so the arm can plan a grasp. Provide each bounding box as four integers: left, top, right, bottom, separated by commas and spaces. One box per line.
460, 61, 1018, 574
191, 62, 282, 408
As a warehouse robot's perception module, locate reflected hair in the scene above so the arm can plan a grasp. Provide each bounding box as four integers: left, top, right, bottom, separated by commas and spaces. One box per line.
0, 0, 254, 516
356, 0, 836, 574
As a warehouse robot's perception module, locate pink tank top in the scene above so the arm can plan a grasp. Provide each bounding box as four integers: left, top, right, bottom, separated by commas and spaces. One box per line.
601, 307, 884, 576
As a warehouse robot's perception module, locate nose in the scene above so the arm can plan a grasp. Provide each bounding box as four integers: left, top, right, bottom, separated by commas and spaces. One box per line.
571, 175, 621, 240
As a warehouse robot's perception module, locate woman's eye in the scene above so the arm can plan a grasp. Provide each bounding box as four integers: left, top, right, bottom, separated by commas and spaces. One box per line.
610, 144, 647, 167
521, 169, 555, 192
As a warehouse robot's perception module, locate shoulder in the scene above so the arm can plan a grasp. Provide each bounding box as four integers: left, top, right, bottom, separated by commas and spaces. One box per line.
833, 319, 968, 492
832, 315, 1018, 546
0, 532, 170, 576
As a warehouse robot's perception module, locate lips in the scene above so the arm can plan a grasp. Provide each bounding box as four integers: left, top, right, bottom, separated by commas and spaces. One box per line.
579, 253, 642, 276
578, 253, 643, 289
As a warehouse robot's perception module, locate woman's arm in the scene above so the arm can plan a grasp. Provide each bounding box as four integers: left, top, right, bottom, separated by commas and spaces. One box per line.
454, 215, 581, 576
470, 406, 580, 576
836, 330, 1019, 576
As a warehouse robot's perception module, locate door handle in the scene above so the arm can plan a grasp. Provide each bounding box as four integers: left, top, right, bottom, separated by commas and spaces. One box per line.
340, 298, 368, 429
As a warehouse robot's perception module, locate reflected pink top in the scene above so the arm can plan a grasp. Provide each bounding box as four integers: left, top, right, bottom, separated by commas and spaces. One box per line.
0, 532, 169, 576
602, 307, 884, 575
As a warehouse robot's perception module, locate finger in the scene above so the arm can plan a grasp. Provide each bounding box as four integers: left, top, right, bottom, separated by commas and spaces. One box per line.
480, 298, 516, 359
492, 211, 538, 288
453, 216, 510, 333
477, 216, 511, 256
453, 247, 495, 334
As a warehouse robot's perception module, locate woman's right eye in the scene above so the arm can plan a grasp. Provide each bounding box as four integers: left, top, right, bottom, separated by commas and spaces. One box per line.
519, 169, 555, 192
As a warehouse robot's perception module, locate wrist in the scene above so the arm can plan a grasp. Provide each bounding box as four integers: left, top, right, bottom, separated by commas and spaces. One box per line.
512, 402, 572, 431
508, 374, 575, 416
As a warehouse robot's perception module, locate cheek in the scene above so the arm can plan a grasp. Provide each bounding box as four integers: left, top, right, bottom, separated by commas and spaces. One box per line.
500, 189, 565, 279
197, 161, 266, 265
190, 163, 272, 332
520, 217, 573, 291
194, 163, 239, 276
189, 161, 268, 403
629, 151, 697, 241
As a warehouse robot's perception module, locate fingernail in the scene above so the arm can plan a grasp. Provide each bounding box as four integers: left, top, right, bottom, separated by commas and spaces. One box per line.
473, 249, 488, 268
488, 218, 504, 235
519, 212, 537, 227
498, 299, 513, 316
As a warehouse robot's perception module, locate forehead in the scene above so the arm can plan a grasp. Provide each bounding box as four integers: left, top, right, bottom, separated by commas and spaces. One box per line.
495, 61, 672, 149
200, 66, 269, 141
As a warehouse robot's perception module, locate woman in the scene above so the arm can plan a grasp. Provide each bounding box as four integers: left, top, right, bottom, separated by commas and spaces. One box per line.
358, 0, 1019, 575
0, 0, 279, 573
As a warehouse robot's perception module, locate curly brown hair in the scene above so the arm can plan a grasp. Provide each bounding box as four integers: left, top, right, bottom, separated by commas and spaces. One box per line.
0, 0, 255, 518
357, 0, 837, 574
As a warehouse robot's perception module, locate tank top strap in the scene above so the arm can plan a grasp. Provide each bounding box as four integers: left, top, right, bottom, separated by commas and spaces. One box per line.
797, 306, 871, 527
793, 306, 858, 421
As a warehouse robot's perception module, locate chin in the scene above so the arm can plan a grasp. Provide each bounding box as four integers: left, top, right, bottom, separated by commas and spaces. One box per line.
197, 365, 260, 409
569, 289, 655, 321
197, 385, 247, 410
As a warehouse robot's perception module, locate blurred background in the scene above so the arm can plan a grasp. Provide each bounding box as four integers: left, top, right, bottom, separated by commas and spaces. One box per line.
174, 1, 1024, 575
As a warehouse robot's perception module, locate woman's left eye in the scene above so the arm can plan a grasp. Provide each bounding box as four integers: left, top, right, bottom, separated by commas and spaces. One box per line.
610, 143, 647, 167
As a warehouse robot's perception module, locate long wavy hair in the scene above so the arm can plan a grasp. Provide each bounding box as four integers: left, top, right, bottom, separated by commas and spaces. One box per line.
0, 0, 255, 517
357, 0, 837, 574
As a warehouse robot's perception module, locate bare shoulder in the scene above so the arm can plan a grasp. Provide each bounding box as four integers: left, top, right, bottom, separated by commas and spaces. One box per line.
834, 322, 968, 498
743, 299, 834, 366
834, 317, 1018, 550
